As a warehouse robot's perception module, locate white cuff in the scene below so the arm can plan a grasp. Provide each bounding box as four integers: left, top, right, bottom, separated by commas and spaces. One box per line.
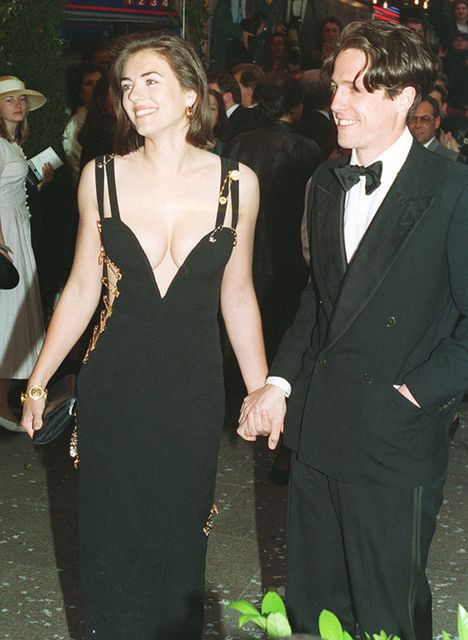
266, 376, 291, 398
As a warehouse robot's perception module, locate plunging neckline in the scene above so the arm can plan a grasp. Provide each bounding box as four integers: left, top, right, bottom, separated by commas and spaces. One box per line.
104, 218, 232, 300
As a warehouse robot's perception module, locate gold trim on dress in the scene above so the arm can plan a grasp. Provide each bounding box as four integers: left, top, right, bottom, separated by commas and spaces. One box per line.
203, 503, 219, 536
82, 221, 122, 365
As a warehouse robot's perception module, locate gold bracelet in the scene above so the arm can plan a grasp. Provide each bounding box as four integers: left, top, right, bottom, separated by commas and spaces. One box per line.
20, 385, 48, 404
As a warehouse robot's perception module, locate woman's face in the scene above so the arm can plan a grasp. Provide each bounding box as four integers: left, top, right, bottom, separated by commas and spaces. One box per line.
271, 35, 286, 59
209, 94, 219, 127
80, 71, 102, 108
121, 49, 195, 140
0, 94, 28, 133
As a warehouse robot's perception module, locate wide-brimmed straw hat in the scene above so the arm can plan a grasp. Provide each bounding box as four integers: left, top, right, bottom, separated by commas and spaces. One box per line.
0, 76, 46, 111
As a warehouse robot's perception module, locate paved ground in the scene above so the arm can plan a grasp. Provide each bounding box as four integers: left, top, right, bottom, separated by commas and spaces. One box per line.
0, 389, 466, 640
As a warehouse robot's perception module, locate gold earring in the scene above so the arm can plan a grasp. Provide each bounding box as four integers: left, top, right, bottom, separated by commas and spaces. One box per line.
185, 105, 193, 121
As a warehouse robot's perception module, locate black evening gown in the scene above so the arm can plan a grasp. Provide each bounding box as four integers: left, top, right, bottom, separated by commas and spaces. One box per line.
76, 155, 239, 639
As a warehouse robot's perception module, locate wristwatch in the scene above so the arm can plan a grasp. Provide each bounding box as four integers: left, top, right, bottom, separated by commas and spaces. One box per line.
21, 385, 48, 404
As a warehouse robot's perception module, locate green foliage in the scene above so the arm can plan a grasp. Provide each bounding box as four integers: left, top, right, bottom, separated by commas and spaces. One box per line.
319, 610, 356, 640
0, 0, 67, 157
230, 594, 467, 640
173, 0, 208, 63
229, 591, 292, 639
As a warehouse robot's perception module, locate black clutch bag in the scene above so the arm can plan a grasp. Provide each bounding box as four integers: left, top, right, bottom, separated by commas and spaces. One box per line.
33, 375, 77, 445
0, 252, 19, 290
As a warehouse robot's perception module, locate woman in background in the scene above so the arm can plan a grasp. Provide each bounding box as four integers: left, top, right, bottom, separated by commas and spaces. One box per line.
0, 76, 50, 432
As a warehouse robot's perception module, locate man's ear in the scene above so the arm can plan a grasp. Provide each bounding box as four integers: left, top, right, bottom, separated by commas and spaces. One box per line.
396, 86, 417, 113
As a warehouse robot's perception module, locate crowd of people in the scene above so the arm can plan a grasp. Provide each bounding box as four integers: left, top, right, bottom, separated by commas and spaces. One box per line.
0, 3, 467, 640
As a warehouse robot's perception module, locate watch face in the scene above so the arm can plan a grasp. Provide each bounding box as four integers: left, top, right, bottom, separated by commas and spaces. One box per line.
30, 386, 43, 399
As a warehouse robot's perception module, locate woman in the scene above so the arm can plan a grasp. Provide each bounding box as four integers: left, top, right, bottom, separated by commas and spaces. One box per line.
263, 32, 298, 75
0, 76, 49, 432
21, 33, 267, 639
78, 74, 116, 170
207, 87, 228, 156
63, 63, 102, 185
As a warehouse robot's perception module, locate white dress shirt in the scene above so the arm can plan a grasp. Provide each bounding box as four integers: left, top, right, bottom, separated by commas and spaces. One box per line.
267, 127, 414, 396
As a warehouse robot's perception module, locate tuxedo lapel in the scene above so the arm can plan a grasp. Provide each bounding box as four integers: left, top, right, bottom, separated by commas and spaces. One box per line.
311, 166, 347, 320
323, 142, 436, 350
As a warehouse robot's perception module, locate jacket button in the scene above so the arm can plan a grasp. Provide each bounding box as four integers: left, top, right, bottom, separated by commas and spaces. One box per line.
386, 316, 397, 327
317, 358, 327, 367
364, 372, 374, 383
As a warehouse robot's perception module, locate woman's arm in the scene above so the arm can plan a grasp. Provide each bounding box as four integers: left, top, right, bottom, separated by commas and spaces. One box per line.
220, 163, 268, 395
21, 161, 104, 436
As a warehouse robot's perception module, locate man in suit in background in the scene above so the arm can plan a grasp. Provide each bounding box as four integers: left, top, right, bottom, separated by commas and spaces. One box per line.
208, 70, 259, 143
408, 94, 460, 161
238, 20, 468, 640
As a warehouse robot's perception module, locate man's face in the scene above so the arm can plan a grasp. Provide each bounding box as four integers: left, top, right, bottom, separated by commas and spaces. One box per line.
408, 100, 439, 145
406, 21, 425, 40
330, 48, 409, 164
322, 21, 341, 43
455, 1, 468, 22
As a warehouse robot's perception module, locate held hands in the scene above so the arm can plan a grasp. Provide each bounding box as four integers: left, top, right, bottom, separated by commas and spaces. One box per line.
237, 384, 287, 450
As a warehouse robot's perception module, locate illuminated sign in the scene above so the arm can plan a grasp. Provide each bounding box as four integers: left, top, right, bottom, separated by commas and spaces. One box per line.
373, 5, 400, 23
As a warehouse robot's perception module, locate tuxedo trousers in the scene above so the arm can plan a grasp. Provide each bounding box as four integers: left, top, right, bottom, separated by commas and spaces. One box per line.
286, 454, 445, 640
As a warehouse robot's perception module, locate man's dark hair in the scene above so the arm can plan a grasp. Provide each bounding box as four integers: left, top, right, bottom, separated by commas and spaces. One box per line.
260, 75, 302, 121
207, 70, 242, 105
418, 94, 441, 119
300, 69, 332, 111
431, 83, 448, 105
323, 20, 436, 102
320, 16, 343, 34
231, 63, 265, 90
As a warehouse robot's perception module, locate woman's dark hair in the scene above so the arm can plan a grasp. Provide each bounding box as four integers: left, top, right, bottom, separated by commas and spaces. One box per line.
208, 88, 228, 140
262, 32, 289, 73
109, 33, 212, 154
66, 63, 102, 113
260, 75, 302, 121
323, 20, 436, 103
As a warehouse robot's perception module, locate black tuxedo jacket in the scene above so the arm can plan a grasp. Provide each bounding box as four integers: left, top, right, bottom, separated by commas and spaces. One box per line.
270, 140, 468, 486
221, 105, 258, 143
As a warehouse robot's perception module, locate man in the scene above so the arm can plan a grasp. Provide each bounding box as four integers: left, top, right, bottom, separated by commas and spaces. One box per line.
408, 94, 460, 160
239, 20, 468, 639
232, 63, 265, 109
207, 70, 258, 142
299, 69, 338, 158
403, 16, 426, 40
210, 0, 272, 70
224, 75, 323, 363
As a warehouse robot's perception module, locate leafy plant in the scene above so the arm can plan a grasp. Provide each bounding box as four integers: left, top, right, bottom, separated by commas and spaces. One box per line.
442, 604, 468, 640
229, 593, 467, 640
229, 591, 292, 639
0, 0, 67, 157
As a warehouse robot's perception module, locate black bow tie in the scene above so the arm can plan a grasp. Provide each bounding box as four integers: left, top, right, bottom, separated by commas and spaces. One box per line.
334, 161, 383, 195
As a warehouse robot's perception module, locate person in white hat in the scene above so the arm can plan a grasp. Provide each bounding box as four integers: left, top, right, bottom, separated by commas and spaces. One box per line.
0, 76, 50, 431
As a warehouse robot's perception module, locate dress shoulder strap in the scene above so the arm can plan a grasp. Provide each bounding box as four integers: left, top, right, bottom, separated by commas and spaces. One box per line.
215, 157, 240, 230
94, 154, 121, 220
94, 156, 106, 220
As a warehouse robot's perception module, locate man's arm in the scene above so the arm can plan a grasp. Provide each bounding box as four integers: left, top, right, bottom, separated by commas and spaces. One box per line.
403, 180, 468, 408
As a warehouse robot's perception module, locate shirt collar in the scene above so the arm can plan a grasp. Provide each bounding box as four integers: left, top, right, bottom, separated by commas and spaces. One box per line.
423, 136, 436, 148
226, 103, 240, 118
350, 127, 413, 187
